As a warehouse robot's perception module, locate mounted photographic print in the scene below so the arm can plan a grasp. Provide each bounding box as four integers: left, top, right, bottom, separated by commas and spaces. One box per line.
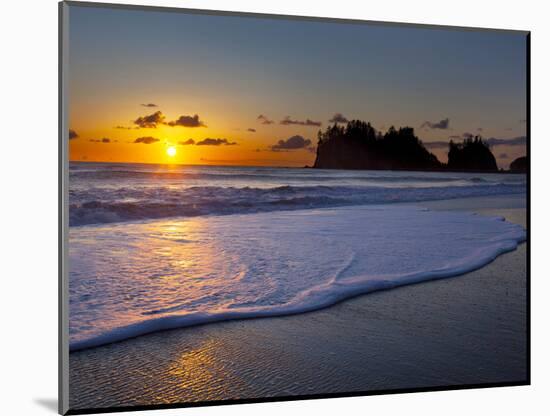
59, 1, 530, 414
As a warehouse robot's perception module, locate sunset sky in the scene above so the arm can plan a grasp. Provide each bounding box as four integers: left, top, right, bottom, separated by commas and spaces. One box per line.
68, 4, 527, 168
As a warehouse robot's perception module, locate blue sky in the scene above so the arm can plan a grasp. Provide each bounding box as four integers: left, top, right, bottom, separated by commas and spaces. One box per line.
68, 4, 527, 167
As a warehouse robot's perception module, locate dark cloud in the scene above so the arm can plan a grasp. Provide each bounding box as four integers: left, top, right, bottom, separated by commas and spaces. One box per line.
133, 111, 165, 128
257, 114, 274, 125
134, 136, 160, 144
424, 136, 527, 150
420, 118, 450, 130
179, 139, 195, 145
329, 113, 349, 124
89, 138, 111, 143
166, 114, 206, 128
271, 135, 312, 151
499, 153, 509, 158
69, 129, 78, 140
247, 128, 256, 132
196, 138, 237, 146
280, 116, 322, 127
520, 119, 526, 123
141, 103, 158, 108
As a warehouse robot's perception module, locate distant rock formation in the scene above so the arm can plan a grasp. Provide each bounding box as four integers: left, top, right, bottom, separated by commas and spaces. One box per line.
313, 121, 441, 171
510, 156, 527, 173
447, 136, 498, 172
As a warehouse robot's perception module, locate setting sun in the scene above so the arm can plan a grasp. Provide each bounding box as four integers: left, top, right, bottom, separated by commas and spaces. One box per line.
166, 146, 177, 157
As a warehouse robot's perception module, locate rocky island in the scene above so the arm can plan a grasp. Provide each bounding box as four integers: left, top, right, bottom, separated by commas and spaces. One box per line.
313, 120, 502, 173
510, 156, 527, 173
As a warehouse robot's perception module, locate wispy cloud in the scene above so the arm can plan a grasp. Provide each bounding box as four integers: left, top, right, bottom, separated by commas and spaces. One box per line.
133, 111, 165, 128
329, 113, 349, 124
134, 136, 160, 144
485, 136, 527, 146
247, 128, 256, 132
257, 114, 274, 125
424, 135, 527, 149
69, 129, 79, 140
271, 135, 312, 151
420, 118, 450, 130
115, 125, 139, 130
196, 138, 237, 146
280, 116, 322, 127
141, 103, 158, 108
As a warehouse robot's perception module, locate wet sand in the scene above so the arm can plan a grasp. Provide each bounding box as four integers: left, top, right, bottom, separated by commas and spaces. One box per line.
69, 195, 527, 411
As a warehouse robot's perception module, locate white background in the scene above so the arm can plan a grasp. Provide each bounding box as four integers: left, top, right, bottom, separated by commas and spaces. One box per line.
1, 0, 548, 415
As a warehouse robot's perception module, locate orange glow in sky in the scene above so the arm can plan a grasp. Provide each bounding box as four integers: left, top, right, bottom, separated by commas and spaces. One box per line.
67, 5, 527, 168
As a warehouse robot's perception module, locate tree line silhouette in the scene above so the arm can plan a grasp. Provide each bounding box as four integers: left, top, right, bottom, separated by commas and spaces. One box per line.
313, 120, 504, 172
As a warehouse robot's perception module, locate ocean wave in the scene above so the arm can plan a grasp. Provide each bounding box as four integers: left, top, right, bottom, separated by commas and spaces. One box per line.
69, 205, 526, 351
69, 183, 526, 226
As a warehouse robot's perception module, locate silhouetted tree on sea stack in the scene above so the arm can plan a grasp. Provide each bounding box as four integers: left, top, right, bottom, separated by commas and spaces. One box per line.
313, 120, 441, 170
447, 136, 498, 172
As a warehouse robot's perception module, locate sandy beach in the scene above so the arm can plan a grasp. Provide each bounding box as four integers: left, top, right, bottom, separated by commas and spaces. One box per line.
69, 194, 527, 411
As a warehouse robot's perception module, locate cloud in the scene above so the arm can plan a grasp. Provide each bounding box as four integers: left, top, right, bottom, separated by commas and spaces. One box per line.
196, 138, 237, 146
133, 111, 165, 128
329, 113, 349, 123
179, 139, 195, 145
420, 118, 450, 130
280, 116, 322, 127
247, 128, 256, 132
271, 135, 312, 151
423, 141, 451, 149
520, 119, 526, 123
69, 129, 78, 140
89, 138, 111, 143
257, 114, 274, 125
485, 136, 527, 146
115, 125, 139, 130
499, 153, 509, 158
166, 114, 206, 128
477, 127, 483, 132
141, 103, 158, 108
134, 136, 160, 144
423, 135, 527, 150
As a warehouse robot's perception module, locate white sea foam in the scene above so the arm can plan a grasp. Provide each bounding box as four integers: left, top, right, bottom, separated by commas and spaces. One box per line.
69, 204, 525, 351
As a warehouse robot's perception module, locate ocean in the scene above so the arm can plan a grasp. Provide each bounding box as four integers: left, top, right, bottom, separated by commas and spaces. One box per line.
68, 162, 527, 351
69, 162, 526, 226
